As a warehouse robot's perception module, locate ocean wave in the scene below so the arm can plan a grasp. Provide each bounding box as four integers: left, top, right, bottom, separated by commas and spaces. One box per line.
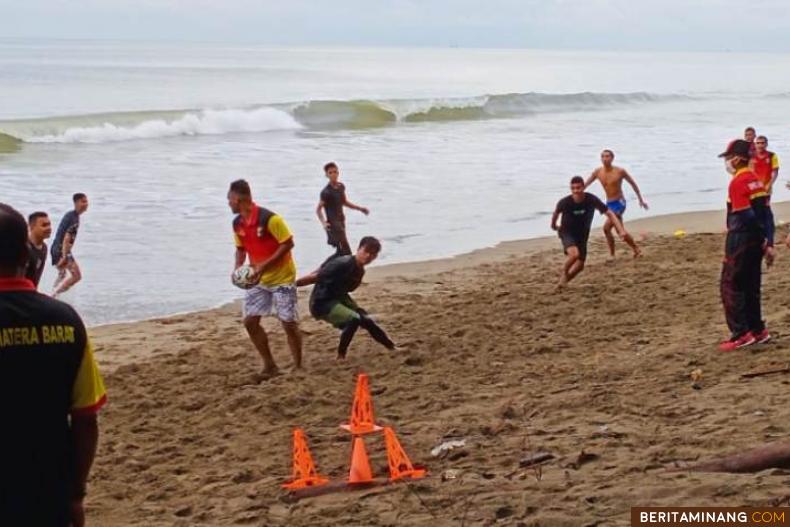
0, 132, 22, 153
0, 92, 680, 145
18, 107, 301, 144
291, 92, 674, 128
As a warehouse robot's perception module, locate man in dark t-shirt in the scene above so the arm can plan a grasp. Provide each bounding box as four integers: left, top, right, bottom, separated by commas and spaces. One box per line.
551, 176, 628, 288
296, 162, 371, 287
309, 236, 396, 360
25, 211, 52, 288
316, 162, 369, 257
51, 193, 89, 297
0, 203, 107, 527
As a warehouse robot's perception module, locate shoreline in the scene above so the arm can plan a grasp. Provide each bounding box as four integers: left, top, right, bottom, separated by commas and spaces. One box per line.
89, 201, 789, 373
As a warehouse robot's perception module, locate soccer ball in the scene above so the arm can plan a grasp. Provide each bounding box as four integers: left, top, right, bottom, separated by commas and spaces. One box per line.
232, 265, 257, 289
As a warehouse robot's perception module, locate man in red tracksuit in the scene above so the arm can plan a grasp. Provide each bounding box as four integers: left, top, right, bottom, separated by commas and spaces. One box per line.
718, 140, 775, 352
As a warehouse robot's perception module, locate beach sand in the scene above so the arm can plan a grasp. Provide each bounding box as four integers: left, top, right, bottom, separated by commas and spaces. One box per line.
87, 204, 790, 526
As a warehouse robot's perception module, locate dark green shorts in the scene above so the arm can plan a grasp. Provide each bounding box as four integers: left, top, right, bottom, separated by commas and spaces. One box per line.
322, 297, 360, 328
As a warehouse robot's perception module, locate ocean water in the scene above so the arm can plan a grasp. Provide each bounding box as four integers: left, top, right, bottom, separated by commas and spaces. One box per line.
3, 39, 790, 325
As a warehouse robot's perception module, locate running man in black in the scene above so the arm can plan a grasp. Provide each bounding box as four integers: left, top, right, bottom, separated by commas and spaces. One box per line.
52, 193, 89, 298
25, 211, 52, 288
309, 236, 396, 360
551, 176, 628, 288
0, 203, 107, 527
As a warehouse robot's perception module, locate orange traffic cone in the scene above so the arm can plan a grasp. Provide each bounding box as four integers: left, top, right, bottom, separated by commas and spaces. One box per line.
383, 427, 426, 481
348, 436, 374, 484
282, 428, 329, 490
340, 373, 382, 435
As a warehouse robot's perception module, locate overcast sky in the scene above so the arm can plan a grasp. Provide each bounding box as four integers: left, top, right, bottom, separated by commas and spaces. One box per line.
2, 0, 789, 52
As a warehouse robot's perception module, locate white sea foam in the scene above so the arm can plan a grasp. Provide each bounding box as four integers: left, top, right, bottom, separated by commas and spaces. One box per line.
25, 107, 301, 144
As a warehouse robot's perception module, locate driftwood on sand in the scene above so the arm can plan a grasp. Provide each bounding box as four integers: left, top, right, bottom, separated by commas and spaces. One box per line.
740, 365, 790, 379
674, 442, 790, 473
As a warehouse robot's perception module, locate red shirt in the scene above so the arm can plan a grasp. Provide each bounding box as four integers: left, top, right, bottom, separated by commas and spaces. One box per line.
728, 168, 765, 212
751, 151, 777, 189
232, 204, 296, 285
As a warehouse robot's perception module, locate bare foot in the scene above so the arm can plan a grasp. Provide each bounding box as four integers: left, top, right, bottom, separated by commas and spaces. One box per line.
633, 249, 643, 259
253, 367, 281, 383
238, 368, 280, 386
335, 353, 347, 362
288, 366, 307, 378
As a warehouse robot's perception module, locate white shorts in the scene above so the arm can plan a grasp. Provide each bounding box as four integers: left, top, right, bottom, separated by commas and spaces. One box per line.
242, 284, 298, 322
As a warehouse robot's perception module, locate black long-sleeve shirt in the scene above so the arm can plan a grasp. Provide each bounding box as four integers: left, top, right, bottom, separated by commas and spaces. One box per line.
309, 255, 364, 317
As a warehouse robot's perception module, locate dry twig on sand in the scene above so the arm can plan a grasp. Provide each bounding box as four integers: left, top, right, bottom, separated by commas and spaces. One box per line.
740, 364, 790, 379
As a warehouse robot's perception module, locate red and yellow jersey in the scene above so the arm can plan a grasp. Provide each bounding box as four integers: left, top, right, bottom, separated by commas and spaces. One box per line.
728, 167, 765, 212
233, 204, 296, 286
750, 151, 780, 192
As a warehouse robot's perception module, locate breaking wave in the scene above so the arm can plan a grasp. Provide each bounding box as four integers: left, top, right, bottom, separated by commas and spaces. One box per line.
14, 107, 301, 144
0, 92, 681, 145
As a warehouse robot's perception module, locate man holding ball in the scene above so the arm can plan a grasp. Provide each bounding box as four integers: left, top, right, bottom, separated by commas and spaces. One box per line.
228, 179, 302, 380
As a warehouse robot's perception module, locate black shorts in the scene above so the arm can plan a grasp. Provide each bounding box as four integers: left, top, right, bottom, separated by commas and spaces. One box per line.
326, 223, 351, 254
560, 232, 588, 261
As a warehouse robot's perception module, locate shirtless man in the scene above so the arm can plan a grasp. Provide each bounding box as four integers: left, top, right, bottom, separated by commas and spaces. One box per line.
584, 150, 647, 258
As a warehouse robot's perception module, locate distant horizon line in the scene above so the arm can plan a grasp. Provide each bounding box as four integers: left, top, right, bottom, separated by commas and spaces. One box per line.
0, 36, 785, 55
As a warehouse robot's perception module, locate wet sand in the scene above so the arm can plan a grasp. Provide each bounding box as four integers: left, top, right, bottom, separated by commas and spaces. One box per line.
87, 204, 790, 526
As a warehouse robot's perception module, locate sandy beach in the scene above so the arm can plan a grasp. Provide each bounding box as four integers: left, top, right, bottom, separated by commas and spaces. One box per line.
86, 204, 790, 526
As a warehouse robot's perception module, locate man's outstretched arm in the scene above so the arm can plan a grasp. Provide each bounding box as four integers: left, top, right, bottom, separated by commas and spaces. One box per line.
583, 170, 598, 190
623, 171, 649, 209
343, 193, 369, 215
550, 209, 560, 231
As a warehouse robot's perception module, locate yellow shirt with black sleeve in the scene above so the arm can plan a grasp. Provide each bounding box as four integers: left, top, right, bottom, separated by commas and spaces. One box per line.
0, 277, 107, 527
